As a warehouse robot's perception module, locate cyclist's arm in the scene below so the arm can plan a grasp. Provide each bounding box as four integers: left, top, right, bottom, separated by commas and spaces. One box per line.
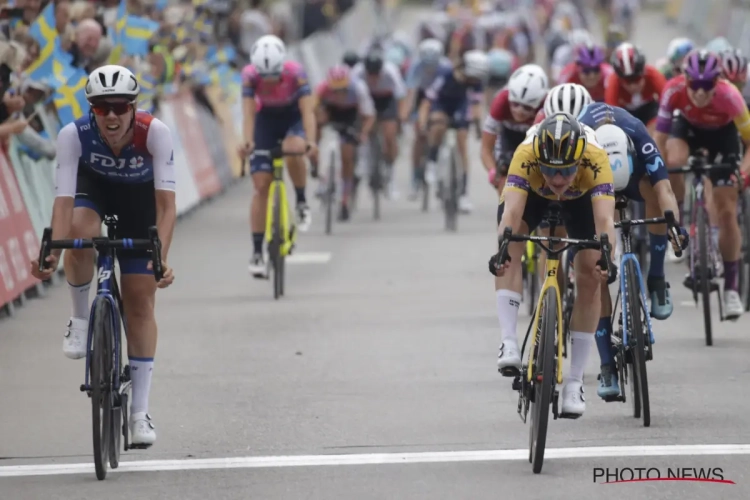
389, 64, 410, 122
147, 118, 177, 259
653, 86, 676, 163
420, 76, 444, 130
50, 123, 81, 257
298, 94, 317, 148
355, 79, 376, 139
604, 73, 619, 106
481, 95, 503, 172
497, 188, 528, 235
731, 95, 750, 175
589, 149, 617, 256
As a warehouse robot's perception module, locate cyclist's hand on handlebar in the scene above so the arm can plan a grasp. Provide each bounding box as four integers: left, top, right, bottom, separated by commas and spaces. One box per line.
305, 141, 318, 160
668, 226, 689, 251
595, 259, 618, 284
238, 142, 254, 158
148, 260, 174, 289
488, 252, 511, 277
30, 254, 58, 281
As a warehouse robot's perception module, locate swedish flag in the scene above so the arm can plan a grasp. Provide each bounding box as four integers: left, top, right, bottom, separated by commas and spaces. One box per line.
25, 3, 72, 81
53, 70, 90, 126
122, 16, 160, 56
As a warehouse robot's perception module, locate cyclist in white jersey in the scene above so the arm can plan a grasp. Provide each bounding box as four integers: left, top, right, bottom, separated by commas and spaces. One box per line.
31, 65, 176, 448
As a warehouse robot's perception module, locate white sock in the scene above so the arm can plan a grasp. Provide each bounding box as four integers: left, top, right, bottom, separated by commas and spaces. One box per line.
496, 289, 522, 347
68, 281, 91, 319
569, 331, 593, 382
129, 357, 154, 415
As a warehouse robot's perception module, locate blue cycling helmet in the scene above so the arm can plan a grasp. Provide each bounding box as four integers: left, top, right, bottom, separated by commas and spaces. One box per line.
385, 45, 408, 67
705, 36, 733, 54
487, 48, 515, 79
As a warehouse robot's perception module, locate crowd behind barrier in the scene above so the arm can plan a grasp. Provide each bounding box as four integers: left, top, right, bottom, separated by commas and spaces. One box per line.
0, 0, 396, 319
664, 0, 750, 51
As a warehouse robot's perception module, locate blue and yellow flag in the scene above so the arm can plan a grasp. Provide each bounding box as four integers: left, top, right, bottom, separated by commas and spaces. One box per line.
25, 3, 73, 81
122, 16, 160, 56
53, 70, 90, 126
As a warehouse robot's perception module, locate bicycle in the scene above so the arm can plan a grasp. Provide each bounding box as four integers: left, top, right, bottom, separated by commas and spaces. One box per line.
319, 124, 360, 235
367, 125, 385, 221
37, 217, 164, 481
668, 156, 737, 346
521, 238, 540, 317
606, 198, 681, 428
253, 145, 307, 300
496, 205, 612, 474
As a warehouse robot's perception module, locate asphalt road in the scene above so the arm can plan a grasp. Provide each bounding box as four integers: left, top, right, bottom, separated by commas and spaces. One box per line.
2, 7, 750, 500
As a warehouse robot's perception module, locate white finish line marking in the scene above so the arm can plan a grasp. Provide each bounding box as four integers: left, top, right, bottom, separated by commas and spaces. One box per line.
286, 252, 332, 264
2, 444, 750, 477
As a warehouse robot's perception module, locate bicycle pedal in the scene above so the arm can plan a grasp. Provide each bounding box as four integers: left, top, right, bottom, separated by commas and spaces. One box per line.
602, 394, 623, 403
511, 376, 522, 391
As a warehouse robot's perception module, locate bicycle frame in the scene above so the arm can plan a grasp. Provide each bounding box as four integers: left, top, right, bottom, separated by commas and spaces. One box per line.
615, 224, 656, 347
83, 252, 124, 392
526, 251, 564, 385
688, 179, 722, 285
264, 155, 295, 257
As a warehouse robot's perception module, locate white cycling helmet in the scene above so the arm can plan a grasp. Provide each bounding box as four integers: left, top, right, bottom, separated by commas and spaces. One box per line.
507, 64, 549, 108
567, 29, 593, 48
543, 83, 592, 117
418, 38, 444, 64
251, 35, 286, 75
594, 123, 633, 191
85, 65, 139, 102
462, 50, 489, 79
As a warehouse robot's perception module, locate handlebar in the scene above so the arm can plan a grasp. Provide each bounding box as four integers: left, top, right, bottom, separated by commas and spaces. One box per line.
37, 226, 164, 282
615, 209, 683, 258
331, 124, 361, 145
666, 155, 737, 175
252, 146, 310, 158
496, 227, 613, 281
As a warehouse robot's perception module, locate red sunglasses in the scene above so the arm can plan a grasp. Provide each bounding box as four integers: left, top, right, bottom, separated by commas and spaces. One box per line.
91, 102, 133, 116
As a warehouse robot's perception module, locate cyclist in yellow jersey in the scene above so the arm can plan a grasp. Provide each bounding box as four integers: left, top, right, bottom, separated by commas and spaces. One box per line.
491, 112, 616, 418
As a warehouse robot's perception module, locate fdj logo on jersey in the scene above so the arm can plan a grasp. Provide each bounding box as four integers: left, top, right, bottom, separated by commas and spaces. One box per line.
90, 153, 146, 177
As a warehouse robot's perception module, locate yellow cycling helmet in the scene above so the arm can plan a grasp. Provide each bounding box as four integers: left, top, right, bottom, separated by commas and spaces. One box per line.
532, 112, 588, 175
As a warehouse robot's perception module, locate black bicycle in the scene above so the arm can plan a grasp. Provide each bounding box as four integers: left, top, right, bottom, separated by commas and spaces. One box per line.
323, 125, 360, 234
37, 217, 163, 480
368, 127, 384, 221
668, 155, 737, 345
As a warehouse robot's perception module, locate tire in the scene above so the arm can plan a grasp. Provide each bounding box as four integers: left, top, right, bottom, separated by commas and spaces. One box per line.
370, 134, 382, 221
325, 154, 335, 236
530, 287, 558, 474
90, 296, 113, 480
421, 158, 429, 212
560, 253, 572, 359
109, 316, 122, 469
445, 146, 459, 232
625, 261, 650, 427
272, 186, 282, 300
697, 207, 712, 346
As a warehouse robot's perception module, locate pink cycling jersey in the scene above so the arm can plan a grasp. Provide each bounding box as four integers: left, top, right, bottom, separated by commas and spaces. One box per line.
242, 60, 311, 112
655, 74, 749, 133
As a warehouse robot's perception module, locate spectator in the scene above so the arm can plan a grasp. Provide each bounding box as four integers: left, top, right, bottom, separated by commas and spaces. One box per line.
238, 0, 272, 60
69, 18, 103, 71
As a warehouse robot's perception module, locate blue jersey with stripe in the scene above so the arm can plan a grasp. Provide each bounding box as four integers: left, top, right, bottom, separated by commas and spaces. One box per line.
578, 103, 668, 186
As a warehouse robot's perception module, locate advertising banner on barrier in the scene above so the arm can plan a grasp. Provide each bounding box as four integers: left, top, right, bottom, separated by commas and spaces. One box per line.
194, 101, 234, 189
0, 151, 40, 307
156, 101, 202, 216
206, 86, 244, 179
6, 138, 55, 237
169, 91, 223, 200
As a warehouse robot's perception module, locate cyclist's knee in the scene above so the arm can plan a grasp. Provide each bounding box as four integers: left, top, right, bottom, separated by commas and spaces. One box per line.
121, 275, 156, 330
574, 250, 602, 292
65, 208, 100, 264
252, 173, 272, 195
283, 134, 305, 151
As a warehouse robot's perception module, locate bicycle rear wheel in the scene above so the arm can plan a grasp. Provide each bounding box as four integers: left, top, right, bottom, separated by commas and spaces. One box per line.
271, 186, 283, 300
624, 261, 650, 427
325, 154, 335, 235
697, 207, 712, 346
90, 296, 113, 480
445, 146, 458, 232
530, 287, 558, 474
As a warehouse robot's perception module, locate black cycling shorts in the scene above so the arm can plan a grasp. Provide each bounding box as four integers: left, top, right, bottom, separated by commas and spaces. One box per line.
670, 115, 740, 186
629, 101, 659, 126
73, 166, 156, 274
373, 96, 398, 120
496, 191, 596, 241
495, 128, 527, 175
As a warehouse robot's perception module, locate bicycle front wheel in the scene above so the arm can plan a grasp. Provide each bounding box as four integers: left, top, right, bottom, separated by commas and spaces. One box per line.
530, 287, 558, 474
271, 186, 283, 300
370, 134, 382, 221
325, 154, 335, 236
445, 146, 459, 232
697, 207, 712, 345
624, 261, 650, 427
90, 296, 113, 480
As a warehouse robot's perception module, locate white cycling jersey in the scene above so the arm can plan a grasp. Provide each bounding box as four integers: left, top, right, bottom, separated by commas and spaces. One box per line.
352, 61, 407, 99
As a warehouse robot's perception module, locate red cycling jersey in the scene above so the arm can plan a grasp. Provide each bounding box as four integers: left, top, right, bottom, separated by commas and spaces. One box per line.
605, 65, 666, 110
483, 88, 541, 136
558, 62, 614, 102
655, 74, 750, 140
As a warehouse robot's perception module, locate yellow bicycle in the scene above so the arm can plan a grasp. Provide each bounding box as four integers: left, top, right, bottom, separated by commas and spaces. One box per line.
495, 204, 612, 474
252, 145, 307, 299
521, 237, 540, 317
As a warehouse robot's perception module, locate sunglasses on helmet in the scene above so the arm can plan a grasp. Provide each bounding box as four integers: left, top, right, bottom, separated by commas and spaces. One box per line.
91, 101, 133, 116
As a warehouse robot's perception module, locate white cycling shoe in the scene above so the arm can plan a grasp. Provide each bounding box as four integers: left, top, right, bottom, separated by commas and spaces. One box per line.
458, 195, 473, 214
560, 379, 585, 418
724, 290, 743, 321
63, 317, 88, 359
130, 412, 156, 448
497, 342, 521, 376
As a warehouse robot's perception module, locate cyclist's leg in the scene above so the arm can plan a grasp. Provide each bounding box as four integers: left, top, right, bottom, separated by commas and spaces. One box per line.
639, 177, 674, 320
339, 126, 358, 220
426, 107, 448, 181
708, 130, 743, 317
63, 169, 105, 359
380, 100, 400, 197
311, 106, 329, 178
495, 192, 547, 373
283, 120, 312, 231
411, 90, 426, 197
562, 195, 602, 415
249, 115, 277, 275
455, 115, 472, 212
114, 181, 159, 446
665, 113, 690, 261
